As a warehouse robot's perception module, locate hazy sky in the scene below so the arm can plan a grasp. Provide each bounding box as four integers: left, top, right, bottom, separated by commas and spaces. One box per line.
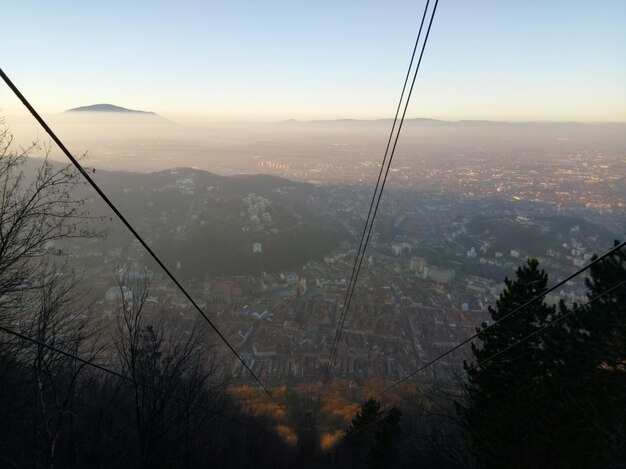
2, 0, 625, 122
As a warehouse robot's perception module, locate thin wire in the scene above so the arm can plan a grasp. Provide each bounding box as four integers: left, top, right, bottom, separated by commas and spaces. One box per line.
377, 241, 626, 396
0, 323, 272, 435
323, 0, 439, 385
0, 67, 287, 417
463, 279, 626, 378
348, 279, 626, 440
328, 0, 440, 384
323, 0, 432, 385
386, 277, 626, 416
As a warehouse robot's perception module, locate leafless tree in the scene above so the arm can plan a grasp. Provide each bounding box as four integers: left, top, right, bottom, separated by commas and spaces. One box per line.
0, 117, 104, 468
0, 119, 99, 322
0, 118, 293, 468
17, 267, 104, 468
112, 268, 225, 467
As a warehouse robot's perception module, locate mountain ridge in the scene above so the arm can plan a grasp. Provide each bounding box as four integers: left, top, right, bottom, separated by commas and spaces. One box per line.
65, 104, 157, 115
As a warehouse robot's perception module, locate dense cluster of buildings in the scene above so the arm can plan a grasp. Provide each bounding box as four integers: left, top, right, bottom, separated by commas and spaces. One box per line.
62, 149, 622, 388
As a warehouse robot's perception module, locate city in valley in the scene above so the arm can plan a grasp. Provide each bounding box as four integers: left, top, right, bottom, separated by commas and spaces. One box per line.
3, 2, 624, 466
37, 116, 624, 391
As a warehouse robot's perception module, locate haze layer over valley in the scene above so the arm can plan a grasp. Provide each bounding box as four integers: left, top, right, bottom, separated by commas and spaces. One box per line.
4, 100, 625, 465
11, 106, 624, 388
3, 0, 625, 465
9, 108, 625, 188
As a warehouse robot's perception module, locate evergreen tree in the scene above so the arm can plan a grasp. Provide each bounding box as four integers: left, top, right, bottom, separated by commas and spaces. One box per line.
343, 398, 401, 469
580, 240, 626, 371
458, 246, 626, 468
457, 259, 564, 468
543, 240, 626, 467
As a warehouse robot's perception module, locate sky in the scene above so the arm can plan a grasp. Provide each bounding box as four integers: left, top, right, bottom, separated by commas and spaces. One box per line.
2, 0, 626, 122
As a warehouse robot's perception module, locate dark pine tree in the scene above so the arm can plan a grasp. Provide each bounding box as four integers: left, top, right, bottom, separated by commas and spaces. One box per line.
543, 240, 626, 467
457, 259, 563, 468
342, 398, 401, 469
458, 245, 626, 469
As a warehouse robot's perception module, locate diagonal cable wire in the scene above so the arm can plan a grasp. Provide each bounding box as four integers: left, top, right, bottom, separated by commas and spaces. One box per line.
376, 241, 625, 396
0, 67, 288, 417
391, 277, 626, 408
321, 0, 431, 385
345, 278, 626, 440
323, 0, 432, 384
0, 323, 273, 434
460, 279, 626, 380
323, 0, 440, 385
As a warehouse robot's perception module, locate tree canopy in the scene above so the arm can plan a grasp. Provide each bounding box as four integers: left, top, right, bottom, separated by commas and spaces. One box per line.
458, 245, 626, 468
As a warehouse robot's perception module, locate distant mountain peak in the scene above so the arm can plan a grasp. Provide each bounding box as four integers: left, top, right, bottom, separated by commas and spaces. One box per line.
65, 104, 156, 115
